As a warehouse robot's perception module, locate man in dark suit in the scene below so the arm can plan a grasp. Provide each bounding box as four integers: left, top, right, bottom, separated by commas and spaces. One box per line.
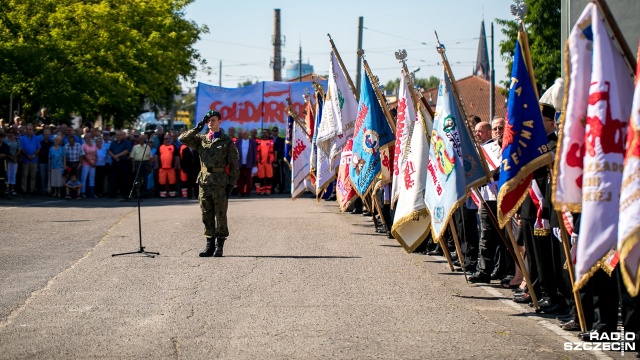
235, 129, 257, 197
271, 126, 286, 193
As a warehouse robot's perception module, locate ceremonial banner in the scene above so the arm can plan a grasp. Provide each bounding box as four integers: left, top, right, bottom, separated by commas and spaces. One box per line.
569, 5, 633, 289
315, 54, 339, 196
349, 69, 394, 196
392, 108, 433, 252
496, 34, 554, 228
391, 75, 417, 207
618, 44, 640, 297
283, 113, 294, 165
336, 138, 357, 212
309, 91, 323, 174
291, 119, 314, 200
424, 70, 486, 241
553, 4, 594, 210
329, 52, 358, 161
195, 80, 324, 133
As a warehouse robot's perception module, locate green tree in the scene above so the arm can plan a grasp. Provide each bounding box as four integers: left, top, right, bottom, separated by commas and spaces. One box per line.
495, 0, 561, 92
0, 0, 207, 128
415, 76, 439, 90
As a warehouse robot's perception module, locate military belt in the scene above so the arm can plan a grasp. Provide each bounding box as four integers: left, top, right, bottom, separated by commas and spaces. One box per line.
201, 166, 225, 173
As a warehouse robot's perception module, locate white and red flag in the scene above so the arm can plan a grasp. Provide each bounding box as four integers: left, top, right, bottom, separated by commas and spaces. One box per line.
391, 107, 433, 252
391, 73, 417, 207
555, 3, 634, 289
618, 41, 640, 297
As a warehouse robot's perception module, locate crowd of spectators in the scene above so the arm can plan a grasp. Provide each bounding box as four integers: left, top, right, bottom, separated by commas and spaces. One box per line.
0, 111, 287, 201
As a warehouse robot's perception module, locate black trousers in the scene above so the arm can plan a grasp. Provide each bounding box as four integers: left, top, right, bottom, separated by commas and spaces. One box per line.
478, 201, 504, 275
521, 219, 561, 303
109, 159, 131, 198
460, 206, 479, 269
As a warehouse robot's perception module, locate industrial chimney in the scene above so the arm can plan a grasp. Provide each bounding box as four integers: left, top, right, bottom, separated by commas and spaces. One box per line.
272, 9, 283, 81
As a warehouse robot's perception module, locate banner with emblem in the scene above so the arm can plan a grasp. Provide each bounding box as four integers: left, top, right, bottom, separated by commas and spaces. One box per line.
329, 52, 358, 161
349, 67, 395, 197
336, 138, 357, 212
315, 53, 340, 197
391, 74, 417, 207
553, 4, 594, 211
392, 107, 433, 252
424, 70, 486, 241
291, 102, 315, 200
496, 33, 554, 228
309, 90, 323, 175
619, 46, 640, 296
560, 4, 633, 289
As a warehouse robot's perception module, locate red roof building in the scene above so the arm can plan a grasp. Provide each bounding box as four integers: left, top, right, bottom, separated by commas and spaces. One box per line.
419, 75, 507, 123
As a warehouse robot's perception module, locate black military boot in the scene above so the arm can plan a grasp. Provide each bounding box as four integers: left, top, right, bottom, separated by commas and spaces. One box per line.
213, 238, 226, 257
199, 238, 215, 257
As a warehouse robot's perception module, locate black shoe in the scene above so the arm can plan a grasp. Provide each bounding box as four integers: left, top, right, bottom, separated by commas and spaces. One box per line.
213, 238, 225, 257
468, 272, 491, 284
351, 208, 362, 215
490, 271, 503, 281
450, 252, 458, 262
556, 313, 574, 322
513, 293, 532, 304
537, 302, 560, 314
561, 320, 580, 331
362, 211, 372, 217
452, 260, 461, 268
426, 249, 443, 256
199, 238, 215, 257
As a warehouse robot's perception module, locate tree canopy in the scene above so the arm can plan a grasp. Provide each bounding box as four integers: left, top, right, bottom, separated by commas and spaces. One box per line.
0, 0, 207, 128
495, 0, 561, 93
384, 76, 439, 94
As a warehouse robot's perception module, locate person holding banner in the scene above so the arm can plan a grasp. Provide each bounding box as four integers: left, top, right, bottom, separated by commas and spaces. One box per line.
179, 110, 239, 258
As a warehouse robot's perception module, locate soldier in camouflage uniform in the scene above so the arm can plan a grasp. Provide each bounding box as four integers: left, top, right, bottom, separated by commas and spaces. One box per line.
179, 110, 239, 257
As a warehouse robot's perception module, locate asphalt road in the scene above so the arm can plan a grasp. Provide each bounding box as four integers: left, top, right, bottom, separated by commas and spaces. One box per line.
0, 194, 617, 359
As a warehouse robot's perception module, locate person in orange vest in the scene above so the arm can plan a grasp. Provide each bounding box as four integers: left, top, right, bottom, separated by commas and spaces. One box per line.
255, 128, 275, 195
156, 136, 180, 197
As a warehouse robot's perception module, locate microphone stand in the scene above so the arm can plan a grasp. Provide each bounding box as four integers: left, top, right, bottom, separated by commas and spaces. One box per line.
112, 140, 159, 258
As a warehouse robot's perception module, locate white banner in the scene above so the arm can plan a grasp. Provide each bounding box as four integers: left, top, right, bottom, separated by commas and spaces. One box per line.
391, 108, 432, 252
618, 55, 640, 297
195, 80, 326, 134
573, 4, 633, 288
291, 119, 314, 200
391, 74, 417, 207
553, 4, 594, 211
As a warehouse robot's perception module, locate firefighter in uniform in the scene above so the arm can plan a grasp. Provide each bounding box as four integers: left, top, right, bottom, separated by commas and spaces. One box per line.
255, 128, 275, 195
179, 110, 239, 257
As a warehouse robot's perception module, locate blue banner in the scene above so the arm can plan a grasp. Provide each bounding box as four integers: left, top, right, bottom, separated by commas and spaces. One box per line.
349, 71, 394, 196
424, 70, 486, 241
497, 39, 553, 227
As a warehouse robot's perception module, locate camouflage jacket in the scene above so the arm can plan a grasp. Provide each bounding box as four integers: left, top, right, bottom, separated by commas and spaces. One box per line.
179, 129, 239, 188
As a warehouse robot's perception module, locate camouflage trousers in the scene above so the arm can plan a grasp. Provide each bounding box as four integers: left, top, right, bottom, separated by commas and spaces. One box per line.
199, 185, 229, 239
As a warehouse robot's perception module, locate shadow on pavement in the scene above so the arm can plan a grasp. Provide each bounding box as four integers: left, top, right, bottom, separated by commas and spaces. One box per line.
226, 255, 361, 259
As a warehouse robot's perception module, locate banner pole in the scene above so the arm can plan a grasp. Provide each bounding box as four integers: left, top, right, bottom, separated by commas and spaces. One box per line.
434, 31, 491, 183
593, 0, 637, 74
449, 218, 468, 282
471, 187, 519, 267
556, 210, 588, 332
505, 223, 540, 310
439, 237, 456, 272
328, 34, 359, 101
359, 50, 397, 134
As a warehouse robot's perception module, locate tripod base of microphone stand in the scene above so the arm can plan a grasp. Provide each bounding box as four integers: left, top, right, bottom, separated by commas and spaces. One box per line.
112, 247, 160, 258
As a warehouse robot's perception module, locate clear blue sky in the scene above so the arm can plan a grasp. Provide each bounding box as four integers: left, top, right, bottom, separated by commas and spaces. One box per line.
184, 0, 516, 89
